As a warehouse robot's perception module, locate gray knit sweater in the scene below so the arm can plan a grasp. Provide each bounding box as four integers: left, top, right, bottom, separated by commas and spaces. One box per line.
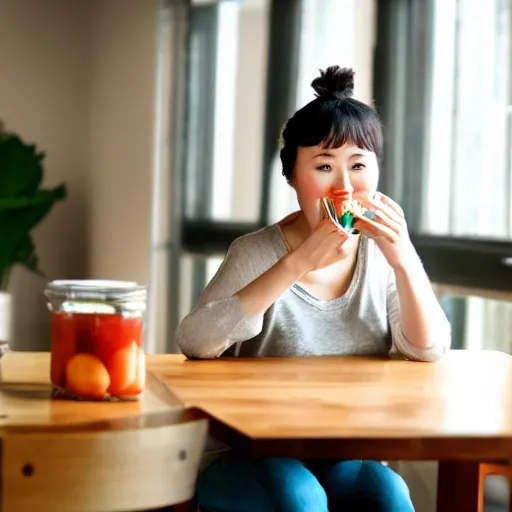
176, 224, 451, 362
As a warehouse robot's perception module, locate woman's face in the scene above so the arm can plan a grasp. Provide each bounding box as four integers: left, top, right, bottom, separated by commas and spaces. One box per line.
291, 141, 379, 230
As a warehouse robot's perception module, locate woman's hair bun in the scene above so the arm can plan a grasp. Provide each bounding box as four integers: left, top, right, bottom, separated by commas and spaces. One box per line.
311, 66, 355, 100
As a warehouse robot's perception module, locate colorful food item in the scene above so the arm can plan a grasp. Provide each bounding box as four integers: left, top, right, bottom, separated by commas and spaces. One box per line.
46, 280, 147, 401
92, 314, 143, 367
106, 342, 146, 396
50, 311, 79, 389
49, 311, 145, 400
65, 353, 111, 400
321, 189, 374, 234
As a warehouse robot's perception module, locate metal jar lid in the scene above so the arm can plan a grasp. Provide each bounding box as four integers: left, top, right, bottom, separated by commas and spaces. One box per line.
44, 279, 147, 304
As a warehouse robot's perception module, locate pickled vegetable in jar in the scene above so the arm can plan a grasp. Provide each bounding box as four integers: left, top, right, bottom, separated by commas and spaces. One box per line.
45, 280, 147, 401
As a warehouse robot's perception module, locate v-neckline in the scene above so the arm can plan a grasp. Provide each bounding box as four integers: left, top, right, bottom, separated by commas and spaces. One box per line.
272, 224, 367, 310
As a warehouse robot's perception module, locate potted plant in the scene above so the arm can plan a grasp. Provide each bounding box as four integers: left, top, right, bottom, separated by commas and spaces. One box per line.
0, 121, 67, 346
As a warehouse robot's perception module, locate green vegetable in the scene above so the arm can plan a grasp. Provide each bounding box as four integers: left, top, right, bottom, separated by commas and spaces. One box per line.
339, 211, 354, 229
338, 211, 358, 235
0, 121, 67, 291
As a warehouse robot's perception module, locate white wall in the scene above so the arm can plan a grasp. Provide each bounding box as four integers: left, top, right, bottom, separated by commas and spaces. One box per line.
0, 0, 158, 350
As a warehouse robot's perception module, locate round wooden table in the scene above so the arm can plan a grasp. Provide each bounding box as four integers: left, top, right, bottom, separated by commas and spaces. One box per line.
0, 351, 208, 512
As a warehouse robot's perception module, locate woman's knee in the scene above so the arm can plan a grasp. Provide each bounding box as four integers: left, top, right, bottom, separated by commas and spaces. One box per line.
197, 457, 274, 512
361, 461, 410, 494
256, 458, 329, 512
198, 456, 328, 512
359, 461, 413, 511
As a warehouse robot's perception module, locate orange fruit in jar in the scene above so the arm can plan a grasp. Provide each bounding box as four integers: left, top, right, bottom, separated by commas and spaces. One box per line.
65, 353, 111, 400
119, 346, 146, 396
92, 314, 143, 366
107, 343, 146, 397
50, 312, 78, 388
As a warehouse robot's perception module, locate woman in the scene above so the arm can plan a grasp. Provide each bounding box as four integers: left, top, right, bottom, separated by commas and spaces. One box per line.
176, 66, 451, 512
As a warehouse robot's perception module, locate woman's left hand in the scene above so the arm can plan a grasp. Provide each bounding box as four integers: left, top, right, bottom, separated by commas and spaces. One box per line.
353, 192, 416, 271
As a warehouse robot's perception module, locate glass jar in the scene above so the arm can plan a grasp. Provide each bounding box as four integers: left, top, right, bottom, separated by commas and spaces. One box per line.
45, 280, 148, 401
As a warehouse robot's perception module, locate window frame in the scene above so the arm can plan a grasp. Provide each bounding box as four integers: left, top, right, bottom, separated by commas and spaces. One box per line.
168, 0, 512, 353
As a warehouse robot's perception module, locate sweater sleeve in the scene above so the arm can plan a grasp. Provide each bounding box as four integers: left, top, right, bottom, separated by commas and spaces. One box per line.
387, 268, 452, 362
175, 232, 281, 359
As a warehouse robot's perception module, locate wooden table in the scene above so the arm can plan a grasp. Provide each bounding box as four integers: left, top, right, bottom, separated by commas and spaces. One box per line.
2, 350, 512, 511
149, 350, 512, 512
0, 352, 186, 430
0, 352, 208, 512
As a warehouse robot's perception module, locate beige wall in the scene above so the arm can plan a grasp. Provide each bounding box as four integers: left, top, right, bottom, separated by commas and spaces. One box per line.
0, 0, 158, 350
232, 2, 269, 222
88, 0, 157, 285
0, 0, 91, 350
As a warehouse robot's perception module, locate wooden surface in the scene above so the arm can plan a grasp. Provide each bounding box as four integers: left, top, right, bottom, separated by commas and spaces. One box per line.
3, 419, 207, 512
0, 351, 193, 434
2, 350, 512, 510
0, 351, 209, 512
148, 350, 512, 460
3, 350, 512, 461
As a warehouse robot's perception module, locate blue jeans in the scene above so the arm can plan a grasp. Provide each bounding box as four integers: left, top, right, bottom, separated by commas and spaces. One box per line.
197, 456, 414, 512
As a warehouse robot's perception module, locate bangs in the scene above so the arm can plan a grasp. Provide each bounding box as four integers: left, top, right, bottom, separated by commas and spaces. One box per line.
295, 99, 382, 156
279, 93, 383, 181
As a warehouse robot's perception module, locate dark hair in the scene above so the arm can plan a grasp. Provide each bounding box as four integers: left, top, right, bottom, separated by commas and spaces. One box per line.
279, 66, 383, 181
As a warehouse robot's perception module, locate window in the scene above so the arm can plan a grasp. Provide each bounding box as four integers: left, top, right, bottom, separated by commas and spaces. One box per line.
374, 0, 512, 292
374, 0, 512, 354
171, 0, 272, 342
163, 0, 377, 350
437, 288, 512, 351
159, 0, 512, 353
424, 0, 511, 239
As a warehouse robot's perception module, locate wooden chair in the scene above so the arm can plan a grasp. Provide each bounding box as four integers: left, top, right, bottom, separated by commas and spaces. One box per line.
1, 411, 208, 512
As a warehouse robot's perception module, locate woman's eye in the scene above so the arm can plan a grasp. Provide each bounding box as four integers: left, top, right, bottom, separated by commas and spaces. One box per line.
352, 163, 366, 171
316, 165, 331, 172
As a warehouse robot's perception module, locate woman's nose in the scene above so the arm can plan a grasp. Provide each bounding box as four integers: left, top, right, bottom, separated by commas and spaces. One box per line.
330, 174, 354, 198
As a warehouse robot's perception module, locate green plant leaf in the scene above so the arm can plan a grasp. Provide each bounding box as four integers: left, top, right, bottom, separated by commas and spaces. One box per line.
0, 131, 44, 198
0, 185, 66, 211
13, 234, 44, 276
0, 184, 66, 280
0, 268, 10, 292
0, 122, 67, 289
0, 235, 43, 291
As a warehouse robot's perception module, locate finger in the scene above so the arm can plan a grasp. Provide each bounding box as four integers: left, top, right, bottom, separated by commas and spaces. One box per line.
357, 194, 403, 226
355, 222, 395, 243
374, 192, 405, 219
317, 218, 341, 234
358, 205, 402, 234
318, 232, 348, 258
325, 231, 349, 249
354, 215, 398, 243
331, 233, 349, 253
316, 220, 348, 247
322, 217, 349, 236
331, 228, 349, 242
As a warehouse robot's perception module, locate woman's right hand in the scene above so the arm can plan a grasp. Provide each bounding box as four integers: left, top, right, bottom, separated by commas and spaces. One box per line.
292, 219, 349, 273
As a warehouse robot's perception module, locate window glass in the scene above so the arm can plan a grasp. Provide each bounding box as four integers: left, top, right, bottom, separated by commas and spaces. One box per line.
422, 0, 511, 239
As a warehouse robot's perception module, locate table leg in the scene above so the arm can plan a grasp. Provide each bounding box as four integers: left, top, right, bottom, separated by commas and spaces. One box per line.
437, 461, 484, 512
437, 461, 512, 512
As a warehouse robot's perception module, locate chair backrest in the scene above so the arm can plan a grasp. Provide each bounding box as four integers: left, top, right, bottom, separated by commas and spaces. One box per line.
2, 414, 208, 512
